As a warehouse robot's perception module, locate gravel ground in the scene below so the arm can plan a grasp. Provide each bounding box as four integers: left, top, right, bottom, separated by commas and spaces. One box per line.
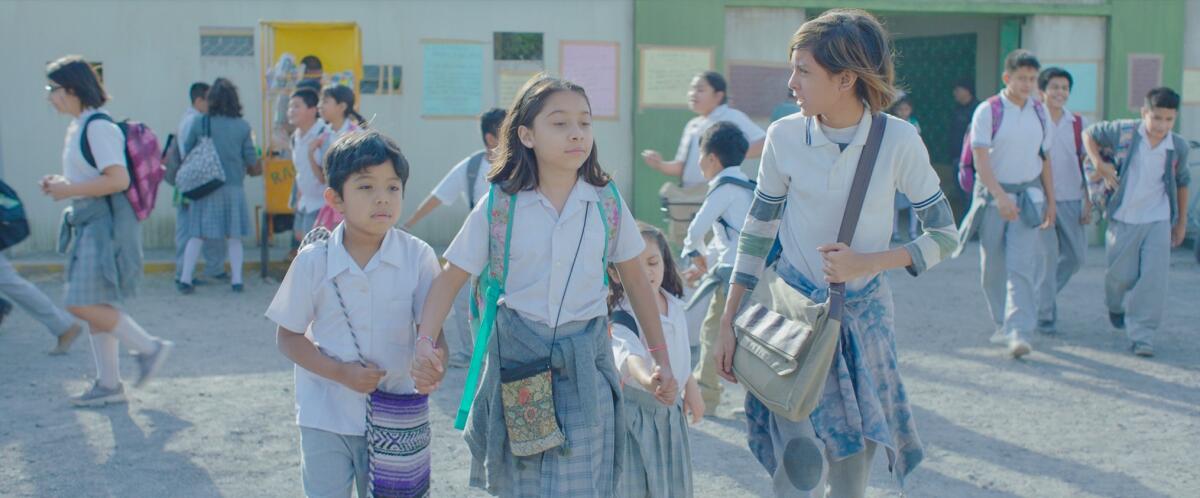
1, 243, 1196, 497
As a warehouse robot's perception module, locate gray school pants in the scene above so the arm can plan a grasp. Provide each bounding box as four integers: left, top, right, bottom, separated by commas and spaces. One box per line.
1105, 220, 1170, 346
299, 426, 368, 498
174, 203, 226, 279
978, 205, 1043, 339
768, 414, 878, 498
1037, 200, 1087, 324
0, 253, 75, 336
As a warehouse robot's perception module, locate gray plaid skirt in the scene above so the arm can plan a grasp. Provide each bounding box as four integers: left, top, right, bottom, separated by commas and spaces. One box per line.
621, 388, 693, 498
184, 184, 250, 239
62, 196, 142, 307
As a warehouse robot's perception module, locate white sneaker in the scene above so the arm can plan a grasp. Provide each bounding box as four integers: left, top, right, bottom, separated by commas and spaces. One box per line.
1008, 336, 1032, 358
989, 329, 1010, 345
70, 381, 127, 407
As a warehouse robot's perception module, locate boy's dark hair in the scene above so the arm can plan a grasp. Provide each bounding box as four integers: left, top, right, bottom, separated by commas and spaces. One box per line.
480, 108, 507, 143
1144, 87, 1180, 110
1038, 67, 1073, 91
206, 78, 243, 118
1004, 49, 1040, 73
291, 88, 319, 108
46, 55, 108, 109
699, 121, 749, 168
324, 130, 409, 195
300, 55, 323, 73
189, 82, 211, 104
697, 71, 729, 105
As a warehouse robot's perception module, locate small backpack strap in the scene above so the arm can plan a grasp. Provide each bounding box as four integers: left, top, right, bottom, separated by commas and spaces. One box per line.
1115, 122, 1137, 169
596, 182, 622, 286
610, 309, 640, 338
80, 112, 115, 168
706, 176, 756, 198
300, 226, 333, 248
1073, 113, 1085, 172
465, 149, 487, 210
483, 183, 517, 293
988, 95, 1004, 138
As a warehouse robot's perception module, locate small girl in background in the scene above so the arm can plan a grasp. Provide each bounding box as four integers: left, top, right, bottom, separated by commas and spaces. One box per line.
312, 84, 367, 230
609, 221, 703, 498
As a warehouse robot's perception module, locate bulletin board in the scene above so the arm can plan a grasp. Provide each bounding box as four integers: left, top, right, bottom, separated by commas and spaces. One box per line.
560, 40, 620, 120
638, 45, 713, 109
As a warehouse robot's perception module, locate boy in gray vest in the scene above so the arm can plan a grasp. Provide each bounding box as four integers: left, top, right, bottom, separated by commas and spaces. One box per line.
1083, 87, 1190, 357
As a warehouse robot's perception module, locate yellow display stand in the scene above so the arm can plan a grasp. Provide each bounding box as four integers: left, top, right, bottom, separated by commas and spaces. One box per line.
257, 21, 362, 276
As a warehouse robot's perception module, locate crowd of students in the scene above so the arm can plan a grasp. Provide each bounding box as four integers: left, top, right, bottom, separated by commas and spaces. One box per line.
9, 7, 1190, 498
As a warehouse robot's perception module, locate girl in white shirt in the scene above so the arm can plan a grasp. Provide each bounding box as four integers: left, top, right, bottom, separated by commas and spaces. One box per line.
43, 56, 172, 407
609, 222, 703, 498
411, 75, 679, 497
712, 11, 960, 497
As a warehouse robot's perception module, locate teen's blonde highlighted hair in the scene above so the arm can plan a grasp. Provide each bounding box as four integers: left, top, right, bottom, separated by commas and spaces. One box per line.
789, 9, 897, 113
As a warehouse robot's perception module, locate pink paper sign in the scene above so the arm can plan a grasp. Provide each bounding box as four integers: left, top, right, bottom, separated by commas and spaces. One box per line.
561, 41, 620, 119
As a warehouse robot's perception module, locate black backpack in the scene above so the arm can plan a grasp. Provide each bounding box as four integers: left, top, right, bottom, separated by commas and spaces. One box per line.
0, 180, 31, 251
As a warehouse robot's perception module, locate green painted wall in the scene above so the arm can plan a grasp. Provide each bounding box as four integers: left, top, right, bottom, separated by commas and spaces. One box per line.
632, 0, 726, 224
1104, 0, 1187, 120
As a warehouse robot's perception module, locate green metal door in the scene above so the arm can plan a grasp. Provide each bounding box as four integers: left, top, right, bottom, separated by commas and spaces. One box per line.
893, 33, 977, 166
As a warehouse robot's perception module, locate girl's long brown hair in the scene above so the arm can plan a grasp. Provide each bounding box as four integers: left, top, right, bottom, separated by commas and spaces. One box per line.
488, 74, 610, 194
607, 222, 685, 312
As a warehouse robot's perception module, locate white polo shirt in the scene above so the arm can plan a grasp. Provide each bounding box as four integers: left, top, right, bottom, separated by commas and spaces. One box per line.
266, 225, 441, 436
1047, 109, 1086, 202
682, 167, 752, 268
444, 179, 645, 327
1114, 125, 1172, 224
292, 120, 329, 214
611, 292, 691, 400
62, 108, 125, 186
674, 104, 766, 187
970, 94, 1054, 202
431, 151, 491, 208
755, 111, 943, 291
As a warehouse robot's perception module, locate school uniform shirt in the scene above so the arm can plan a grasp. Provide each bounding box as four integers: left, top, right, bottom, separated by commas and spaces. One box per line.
611, 292, 691, 400
265, 225, 442, 436
1048, 108, 1087, 202
292, 120, 329, 214
1114, 124, 1173, 224
444, 179, 645, 327
736, 111, 950, 291
316, 119, 360, 167
430, 152, 491, 207
674, 104, 766, 187
970, 94, 1054, 202
682, 167, 752, 268
63, 108, 126, 187
177, 106, 201, 157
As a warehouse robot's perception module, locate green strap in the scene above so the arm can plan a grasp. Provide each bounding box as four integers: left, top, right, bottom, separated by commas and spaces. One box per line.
455, 185, 516, 430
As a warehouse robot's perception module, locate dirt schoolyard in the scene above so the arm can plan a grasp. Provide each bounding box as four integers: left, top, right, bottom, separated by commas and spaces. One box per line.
1, 244, 1197, 497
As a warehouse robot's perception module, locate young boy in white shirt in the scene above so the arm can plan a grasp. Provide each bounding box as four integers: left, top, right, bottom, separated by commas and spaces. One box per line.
1084, 87, 1190, 357
956, 49, 1055, 359
403, 107, 506, 367
682, 121, 753, 414
266, 130, 446, 497
288, 88, 328, 242
1035, 67, 1091, 334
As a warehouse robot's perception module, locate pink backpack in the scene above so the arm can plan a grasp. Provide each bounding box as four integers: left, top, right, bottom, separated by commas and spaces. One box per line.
82, 113, 166, 221
957, 95, 1047, 192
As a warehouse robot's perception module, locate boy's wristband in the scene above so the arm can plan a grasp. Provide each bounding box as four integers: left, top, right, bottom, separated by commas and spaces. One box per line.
416, 335, 438, 349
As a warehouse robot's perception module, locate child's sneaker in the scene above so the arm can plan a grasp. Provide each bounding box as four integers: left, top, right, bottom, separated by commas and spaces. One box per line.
1008, 336, 1032, 359
1131, 342, 1154, 357
1109, 312, 1125, 330
989, 328, 1010, 345
70, 381, 127, 407
134, 339, 174, 388
49, 323, 84, 356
